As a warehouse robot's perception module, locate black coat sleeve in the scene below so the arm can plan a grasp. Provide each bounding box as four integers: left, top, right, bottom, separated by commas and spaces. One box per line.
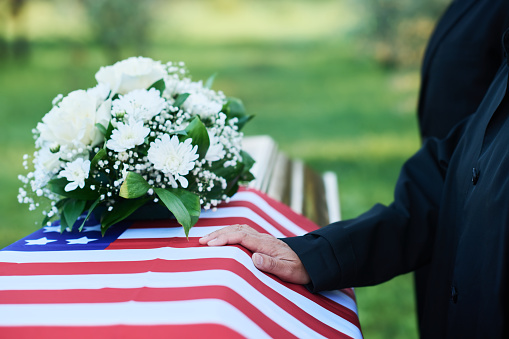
282, 120, 466, 293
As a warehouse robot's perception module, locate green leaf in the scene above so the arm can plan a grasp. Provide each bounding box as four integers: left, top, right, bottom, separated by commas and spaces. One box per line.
62, 199, 86, 231
100, 197, 151, 235
47, 178, 99, 200
240, 171, 255, 182
91, 148, 107, 169
105, 121, 114, 140
171, 129, 188, 136
154, 188, 194, 237
224, 97, 253, 130
226, 97, 246, 116
119, 172, 151, 199
240, 150, 255, 172
174, 93, 190, 108
205, 73, 217, 89
185, 116, 210, 159
173, 189, 201, 227
41, 213, 53, 228
149, 78, 166, 93
41, 198, 68, 227
78, 197, 102, 231
96, 123, 107, 136
59, 210, 69, 233
236, 115, 254, 131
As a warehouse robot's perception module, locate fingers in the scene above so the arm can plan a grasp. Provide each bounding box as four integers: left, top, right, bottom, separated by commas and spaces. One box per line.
199, 224, 270, 254
199, 224, 256, 245
199, 225, 311, 285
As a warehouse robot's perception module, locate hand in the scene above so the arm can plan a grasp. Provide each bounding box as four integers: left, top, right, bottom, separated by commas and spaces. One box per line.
199, 224, 310, 285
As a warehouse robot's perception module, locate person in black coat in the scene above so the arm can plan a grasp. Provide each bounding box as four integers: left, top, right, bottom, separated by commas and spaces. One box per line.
200, 2, 509, 337
413, 0, 509, 335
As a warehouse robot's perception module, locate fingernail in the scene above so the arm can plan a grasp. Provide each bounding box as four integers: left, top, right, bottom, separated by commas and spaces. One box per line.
253, 253, 263, 266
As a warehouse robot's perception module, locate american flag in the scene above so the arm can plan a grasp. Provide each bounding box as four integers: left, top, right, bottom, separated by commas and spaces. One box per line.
0, 188, 362, 338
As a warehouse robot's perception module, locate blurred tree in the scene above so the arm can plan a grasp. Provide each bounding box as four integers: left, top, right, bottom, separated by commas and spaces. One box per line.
1, 0, 31, 61
80, 0, 153, 62
361, 0, 449, 68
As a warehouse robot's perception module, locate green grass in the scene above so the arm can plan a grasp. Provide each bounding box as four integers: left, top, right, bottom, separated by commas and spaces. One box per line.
0, 38, 420, 338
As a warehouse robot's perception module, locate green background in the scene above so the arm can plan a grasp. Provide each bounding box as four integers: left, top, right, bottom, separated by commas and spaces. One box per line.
0, 1, 451, 337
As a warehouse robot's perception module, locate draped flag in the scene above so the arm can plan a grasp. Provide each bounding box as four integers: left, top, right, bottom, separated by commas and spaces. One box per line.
0, 188, 362, 339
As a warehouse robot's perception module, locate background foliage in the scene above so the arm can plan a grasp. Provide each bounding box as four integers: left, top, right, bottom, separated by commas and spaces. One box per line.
0, 0, 450, 338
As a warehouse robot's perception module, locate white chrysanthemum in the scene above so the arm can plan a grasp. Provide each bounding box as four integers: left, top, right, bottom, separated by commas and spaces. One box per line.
205, 130, 225, 162
59, 158, 91, 192
182, 91, 223, 119
36, 87, 111, 150
163, 76, 197, 99
164, 77, 225, 119
112, 88, 165, 122
147, 135, 199, 188
106, 119, 150, 153
95, 56, 166, 95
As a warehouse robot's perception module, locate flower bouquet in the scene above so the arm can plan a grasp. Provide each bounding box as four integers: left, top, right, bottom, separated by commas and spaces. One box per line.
18, 57, 254, 236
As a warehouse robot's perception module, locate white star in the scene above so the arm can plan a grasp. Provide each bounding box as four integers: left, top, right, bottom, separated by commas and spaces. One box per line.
83, 225, 101, 232
25, 237, 57, 245
43, 225, 71, 233
66, 237, 97, 245
43, 226, 61, 233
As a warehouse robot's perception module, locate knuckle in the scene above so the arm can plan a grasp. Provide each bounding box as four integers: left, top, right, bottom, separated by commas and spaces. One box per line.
266, 257, 278, 271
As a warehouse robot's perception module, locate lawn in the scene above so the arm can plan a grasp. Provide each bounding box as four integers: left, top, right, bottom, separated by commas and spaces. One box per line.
0, 37, 421, 338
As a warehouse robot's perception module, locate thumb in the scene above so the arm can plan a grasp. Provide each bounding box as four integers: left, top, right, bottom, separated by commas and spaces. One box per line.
252, 252, 287, 277
252, 252, 310, 285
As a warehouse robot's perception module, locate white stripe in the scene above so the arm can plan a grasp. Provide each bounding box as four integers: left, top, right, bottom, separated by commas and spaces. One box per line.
199, 206, 286, 237
319, 290, 357, 314
230, 191, 309, 235
0, 270, 330, 339
0, 246, 361, 338
323, 172, 341, 222
118, 226, 225, 239
0, 299, 271, 339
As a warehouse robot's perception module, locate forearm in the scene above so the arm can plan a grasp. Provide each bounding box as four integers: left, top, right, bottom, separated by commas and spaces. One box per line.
284, 125, 466, 291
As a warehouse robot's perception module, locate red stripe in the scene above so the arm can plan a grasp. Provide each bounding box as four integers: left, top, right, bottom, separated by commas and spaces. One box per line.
341, 288, 356, 301
127, 193, 316, 238
127, 217, 274, 235
236, 187, 319, 232
0, 257, 359, 337
0, 324, 243, 339
219, 201, 298, 237
105, 239, 360, 327
106, 238, 359, 321
0, 286, 297, 339
107, 237, 203, 249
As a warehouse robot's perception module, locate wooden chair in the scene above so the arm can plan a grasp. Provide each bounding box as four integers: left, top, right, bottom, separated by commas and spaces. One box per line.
243, 135, 341, 226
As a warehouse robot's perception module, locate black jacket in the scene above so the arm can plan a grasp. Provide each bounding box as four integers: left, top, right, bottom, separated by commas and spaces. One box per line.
418, 0, 509, 141
283, 28, 509, 339
416, 0, 509, 335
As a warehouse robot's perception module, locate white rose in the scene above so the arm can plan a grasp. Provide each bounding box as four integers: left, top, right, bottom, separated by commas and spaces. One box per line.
37, 87, 111, 150
95, 56, 166, 95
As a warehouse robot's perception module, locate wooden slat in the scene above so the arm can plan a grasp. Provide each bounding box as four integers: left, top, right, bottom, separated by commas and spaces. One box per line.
243, 135, 341, 226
